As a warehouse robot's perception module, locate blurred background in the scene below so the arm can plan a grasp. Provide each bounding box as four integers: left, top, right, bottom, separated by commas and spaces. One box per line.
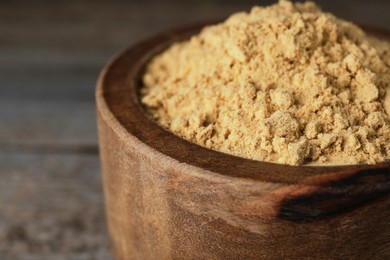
1, 0, 389, 259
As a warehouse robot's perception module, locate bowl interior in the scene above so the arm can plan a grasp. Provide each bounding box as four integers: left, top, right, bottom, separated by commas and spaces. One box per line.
99, 22, 390, 183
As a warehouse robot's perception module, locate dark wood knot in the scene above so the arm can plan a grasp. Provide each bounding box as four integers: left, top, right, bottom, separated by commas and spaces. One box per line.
279, 168, 390, 223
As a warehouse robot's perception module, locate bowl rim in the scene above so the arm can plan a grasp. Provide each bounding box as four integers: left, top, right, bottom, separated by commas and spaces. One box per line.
96, 22, 390, 183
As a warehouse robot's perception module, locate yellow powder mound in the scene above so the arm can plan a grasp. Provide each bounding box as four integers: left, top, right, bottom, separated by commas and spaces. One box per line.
141, 0, 390, 166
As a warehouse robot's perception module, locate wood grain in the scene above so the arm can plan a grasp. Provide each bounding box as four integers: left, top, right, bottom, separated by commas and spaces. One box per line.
97, 23, 390, 259
0, 152, 110, 260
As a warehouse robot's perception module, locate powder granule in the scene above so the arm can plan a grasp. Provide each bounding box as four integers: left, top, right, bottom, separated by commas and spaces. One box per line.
141, 0, 390, 166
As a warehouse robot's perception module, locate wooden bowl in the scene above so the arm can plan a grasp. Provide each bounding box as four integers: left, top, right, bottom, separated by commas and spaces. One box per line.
96, 23, 390, 259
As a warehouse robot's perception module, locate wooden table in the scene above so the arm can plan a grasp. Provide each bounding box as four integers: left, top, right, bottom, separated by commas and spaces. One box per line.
1, 1, 389, 259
